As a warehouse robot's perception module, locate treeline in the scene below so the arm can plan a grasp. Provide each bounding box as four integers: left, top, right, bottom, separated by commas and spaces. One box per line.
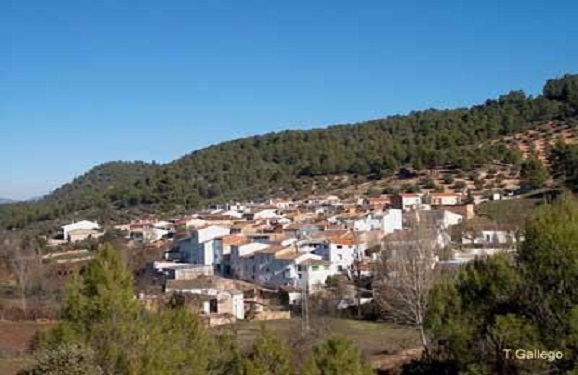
3, 74, 578, 229
21, 245, 373, 375
406, 193, 578, 374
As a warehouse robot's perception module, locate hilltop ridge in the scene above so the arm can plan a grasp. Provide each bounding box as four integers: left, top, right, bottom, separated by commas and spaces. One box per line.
1, 74, 578, 229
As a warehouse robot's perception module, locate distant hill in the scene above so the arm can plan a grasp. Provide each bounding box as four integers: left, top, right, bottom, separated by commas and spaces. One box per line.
1, 74, 578, 229
0, 198, 16, 205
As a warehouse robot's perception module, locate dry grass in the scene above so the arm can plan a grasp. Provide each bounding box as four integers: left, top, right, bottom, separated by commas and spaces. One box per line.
0, 321, 54, 375
0, 321, 54, 357
0, 358, 34, 375
477, 197, 542, 227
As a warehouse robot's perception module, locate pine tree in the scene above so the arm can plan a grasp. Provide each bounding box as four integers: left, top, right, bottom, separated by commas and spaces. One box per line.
245, 327, 293, 375
39, 243, 213, 375
520, 156, 548, 189
306, 337, 373, 375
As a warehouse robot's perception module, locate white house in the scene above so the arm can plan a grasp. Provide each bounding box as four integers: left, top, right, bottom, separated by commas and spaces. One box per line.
176, 225, 230, 265
231, 244, 326, 289
347, 210, 402, 234
62, 220, 100, 242
427, 193, 462, 206
299, 259, 337, 291
230, 242, 271, 280
130, 227, 168, 243
164, 287, 245, 321
152, 262, 214, 280
391, 194, 424, 211
312, 238, 358, 273
449, 218, 518, 262
404, 210, 463, 230
452, 229, 516, 262
260, 249, 321, 288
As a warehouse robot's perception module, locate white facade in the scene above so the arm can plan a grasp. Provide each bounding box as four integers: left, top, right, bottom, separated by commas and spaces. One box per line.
230, 243, 270, 279
62, 220, 100, 241
231, 291, 245, 319
397, 195, 423, 211
299, 261, 338, 291
313, 242, 356, 272
233, 245, 324, 288
439, 211, 463, 229
178, 225, 230, 265
350, 210, 402, 234
131, 227, 168, 243
429, 194, 462, 206
263, 252, 321, 288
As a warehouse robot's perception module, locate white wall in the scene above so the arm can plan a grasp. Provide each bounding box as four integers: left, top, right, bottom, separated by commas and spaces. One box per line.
232, 293, 244, 319
382, 209, 403, 234
197, 226, 230, 243
441, 211, 463, 229
300, 263, 338, 291
62, 220, 99, 240
314, 243, 355, 272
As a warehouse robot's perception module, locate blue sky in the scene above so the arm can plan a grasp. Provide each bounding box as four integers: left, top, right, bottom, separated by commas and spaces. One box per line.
2, 0, 577, 200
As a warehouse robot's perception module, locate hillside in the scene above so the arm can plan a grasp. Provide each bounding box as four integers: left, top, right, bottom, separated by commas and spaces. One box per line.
0, 199, 16, 205
1, 74, 578, 229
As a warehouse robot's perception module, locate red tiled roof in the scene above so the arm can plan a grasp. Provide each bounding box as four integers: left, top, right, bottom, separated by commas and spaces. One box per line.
220, 235, 250, 246
328, 238, 356, 246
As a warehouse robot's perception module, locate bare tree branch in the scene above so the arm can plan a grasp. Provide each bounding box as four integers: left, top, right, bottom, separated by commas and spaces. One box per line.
374, 213, 441, 349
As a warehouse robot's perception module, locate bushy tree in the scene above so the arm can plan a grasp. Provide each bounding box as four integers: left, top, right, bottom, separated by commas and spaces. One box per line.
549, 142, 578, 190
516, 193, 578, 370
19, 344, 103, 375
245, 326, 293, 375
420, 193, 578, 374
39, 244, 213, 375
304, 337, 373, 375
520, 156, 548, 189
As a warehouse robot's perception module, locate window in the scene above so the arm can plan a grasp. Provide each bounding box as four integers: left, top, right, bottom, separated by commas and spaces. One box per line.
312, 265, 319, 271
485, 234, 491, 242
338, 265, 343, 271
338, 254, 343, 260
337, 245, 343, 249
210, 299, 218, 313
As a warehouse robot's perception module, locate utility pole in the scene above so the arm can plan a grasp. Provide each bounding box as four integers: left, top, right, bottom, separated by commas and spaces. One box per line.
353, 230, 362, 319
301, 268, 310, 332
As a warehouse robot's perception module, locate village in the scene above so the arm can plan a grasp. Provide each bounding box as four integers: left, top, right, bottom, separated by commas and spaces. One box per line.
46, 189, 520, 328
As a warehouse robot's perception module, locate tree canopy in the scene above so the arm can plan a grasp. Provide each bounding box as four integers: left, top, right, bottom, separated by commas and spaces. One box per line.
25, 243, 373, 375
418, 193, 578, 374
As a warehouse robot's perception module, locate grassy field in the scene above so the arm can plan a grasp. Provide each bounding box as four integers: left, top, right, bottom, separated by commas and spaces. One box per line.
477, 197, 542, 227
223, 318, 420, 356
0, 318, 419, 374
